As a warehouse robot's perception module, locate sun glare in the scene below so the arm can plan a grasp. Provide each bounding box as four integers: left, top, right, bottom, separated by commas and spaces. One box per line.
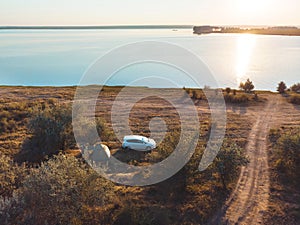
235, 34, 256, 85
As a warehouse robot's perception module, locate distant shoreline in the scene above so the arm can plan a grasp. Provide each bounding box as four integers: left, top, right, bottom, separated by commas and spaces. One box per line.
0, 25, 193, 30
193, 26, 300, 36
0, 85, 277, 93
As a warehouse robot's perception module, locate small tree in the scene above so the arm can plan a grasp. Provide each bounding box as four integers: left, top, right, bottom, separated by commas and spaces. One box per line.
239, 78, 255, 93
291, 83, 300, 93
225, 87, 231, 94
277, 81, 287, 94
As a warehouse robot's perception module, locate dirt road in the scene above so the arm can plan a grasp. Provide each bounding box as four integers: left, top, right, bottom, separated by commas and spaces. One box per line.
214, 95, 280, 225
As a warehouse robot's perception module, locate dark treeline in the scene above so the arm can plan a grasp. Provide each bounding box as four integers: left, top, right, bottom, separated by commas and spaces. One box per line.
193, 26, 300, 36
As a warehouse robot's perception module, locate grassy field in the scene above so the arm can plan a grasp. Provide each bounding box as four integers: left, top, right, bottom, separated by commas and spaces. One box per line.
0, 86, 299, 224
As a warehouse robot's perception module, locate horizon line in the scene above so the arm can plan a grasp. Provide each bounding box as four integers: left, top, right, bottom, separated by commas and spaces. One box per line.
1, 24, 299, 30
0, 25, 193, 30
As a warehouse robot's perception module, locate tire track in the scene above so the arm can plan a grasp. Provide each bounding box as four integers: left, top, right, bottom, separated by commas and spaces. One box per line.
212, 96, 279, 225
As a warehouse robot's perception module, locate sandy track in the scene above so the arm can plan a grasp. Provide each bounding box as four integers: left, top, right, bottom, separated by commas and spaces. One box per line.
212, 95, 280, 225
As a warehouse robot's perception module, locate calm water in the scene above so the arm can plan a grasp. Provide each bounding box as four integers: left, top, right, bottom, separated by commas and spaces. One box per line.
0, 29, 299, 90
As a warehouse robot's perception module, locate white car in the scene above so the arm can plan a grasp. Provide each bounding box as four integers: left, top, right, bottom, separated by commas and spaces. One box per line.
122, 135, 156, 151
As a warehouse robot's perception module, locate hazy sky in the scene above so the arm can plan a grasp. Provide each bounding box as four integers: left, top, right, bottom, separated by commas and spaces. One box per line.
0, 0, 299, 26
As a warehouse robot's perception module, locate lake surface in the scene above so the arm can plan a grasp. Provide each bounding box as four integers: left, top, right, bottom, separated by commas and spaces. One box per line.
0, 29, 299, 90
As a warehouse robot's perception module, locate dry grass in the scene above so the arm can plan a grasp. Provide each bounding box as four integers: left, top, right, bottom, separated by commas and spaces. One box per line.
263, 95, 300, 225
0, 86, 264, 224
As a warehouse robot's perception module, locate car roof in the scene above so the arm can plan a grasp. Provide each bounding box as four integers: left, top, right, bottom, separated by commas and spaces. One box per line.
123, 135, 147, 141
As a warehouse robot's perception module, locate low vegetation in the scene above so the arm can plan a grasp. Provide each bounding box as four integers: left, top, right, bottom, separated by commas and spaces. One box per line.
288, 93, 300, 105
269, 127, 300, 184
267, 127, 300, 224
291, 83, 300, 93
224, 93, 249, 104
278, 82, 300, 105
19, 104, 76, 162
0, 102, 29, 134
0, 154, 27, 198
0, 154, 116, 225
212, 142, 249, 189
2, 81, 298, 224
185, 85, 262, 105
0, 86, 254, 224
17, 102, 113, 163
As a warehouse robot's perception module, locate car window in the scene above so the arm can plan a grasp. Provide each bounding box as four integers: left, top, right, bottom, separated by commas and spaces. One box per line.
127, 139, 143, 143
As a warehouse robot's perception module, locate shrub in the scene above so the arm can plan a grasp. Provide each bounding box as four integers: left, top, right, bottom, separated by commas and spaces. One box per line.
288, 94, 300, 105
291, 83, 300, 93
0, 153, 26, 198
20, 104, 75, 162
239, 78, 255, 93
0, 108, 23, 134
20, 102, 111, 162
277, 81, 287, 94
224, 93, 249, 104
213, 142, 249, 189
0, 154, 115, 225
192, 90, 203, 100
253, 93, 259, 101
270, 127, 300, 184
147, 129, 180, 162
225, 87, 231, 94
269, 128, 281, 144
113, 205, 171, 225
0, 117, 10, 134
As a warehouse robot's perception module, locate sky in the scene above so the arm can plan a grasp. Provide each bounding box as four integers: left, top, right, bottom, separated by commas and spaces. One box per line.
0, 0, 299, 26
